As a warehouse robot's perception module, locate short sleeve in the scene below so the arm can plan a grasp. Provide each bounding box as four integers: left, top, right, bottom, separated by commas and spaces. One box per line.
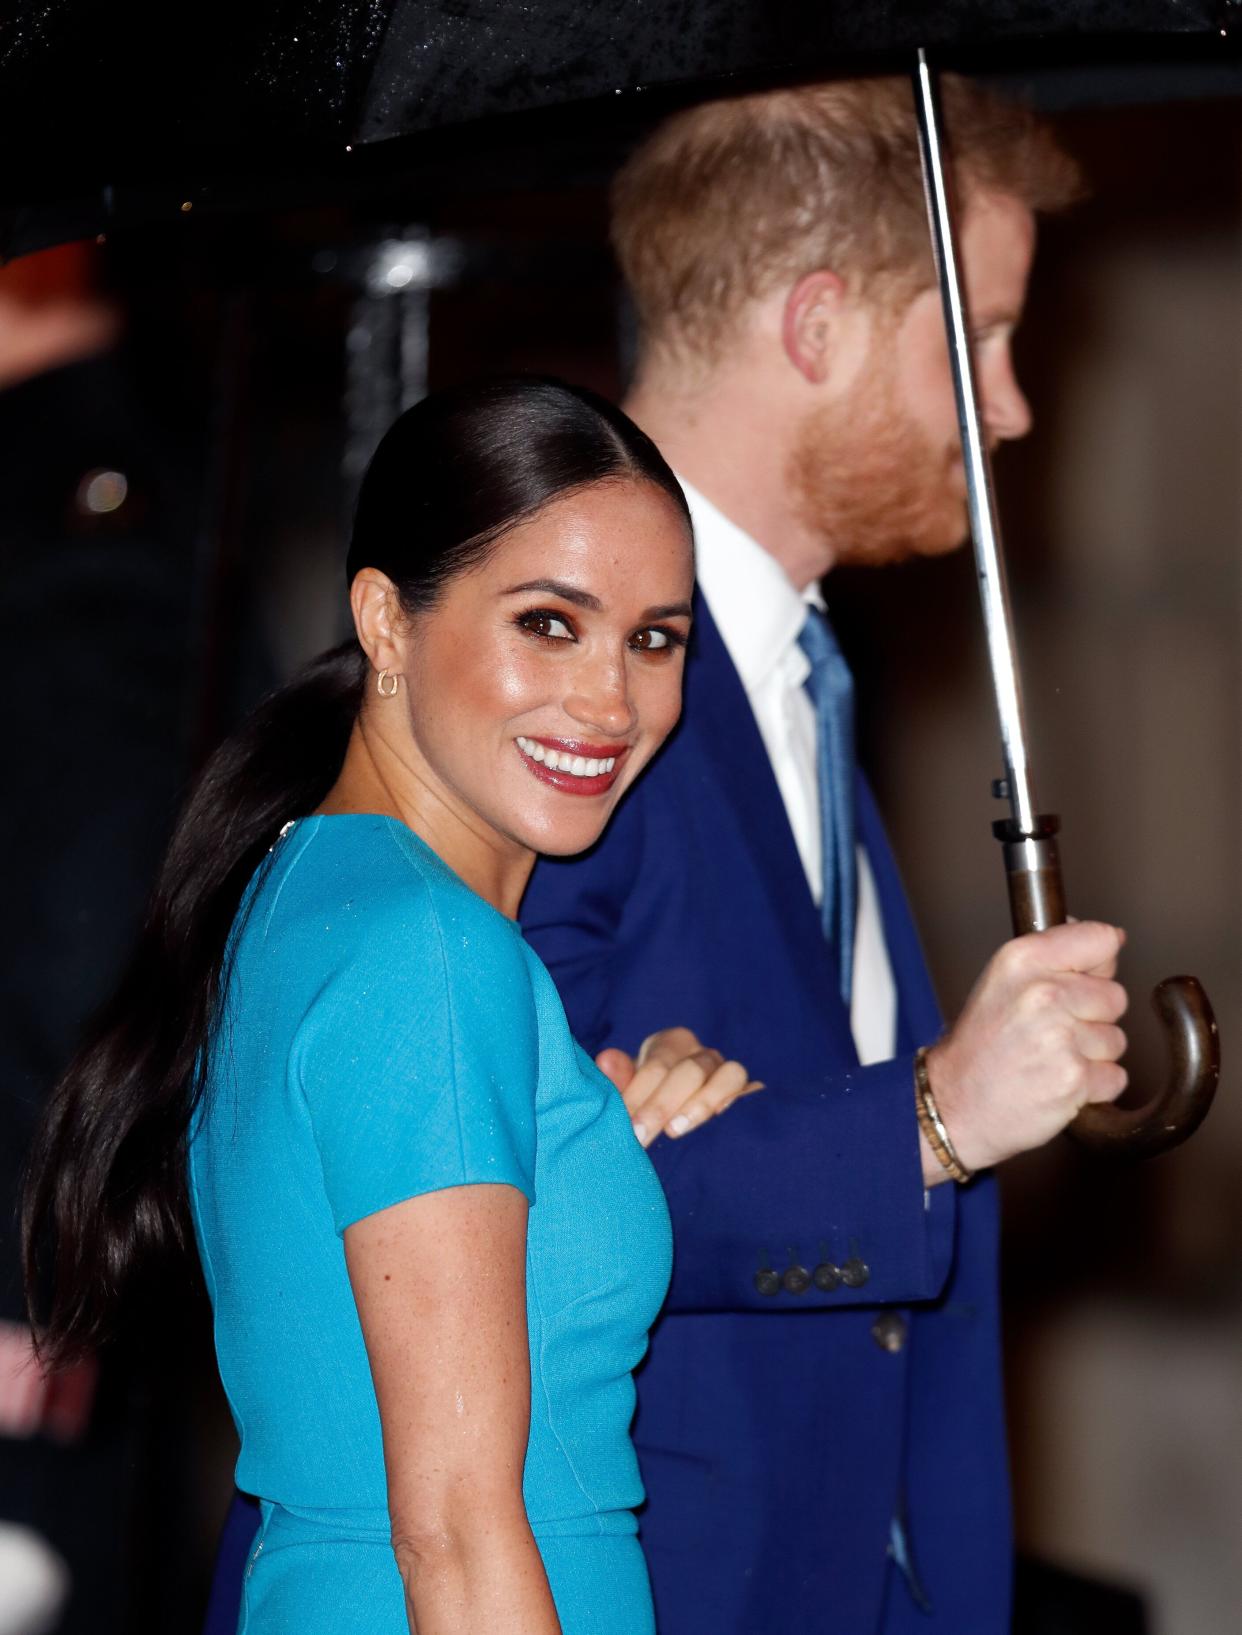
293, 875, 539, 1235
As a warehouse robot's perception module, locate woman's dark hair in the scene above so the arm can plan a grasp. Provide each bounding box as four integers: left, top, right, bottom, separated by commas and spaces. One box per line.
24, 374, 689, 1366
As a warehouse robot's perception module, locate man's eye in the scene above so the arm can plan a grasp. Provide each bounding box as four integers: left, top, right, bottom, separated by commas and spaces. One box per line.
518, 610, 574, 641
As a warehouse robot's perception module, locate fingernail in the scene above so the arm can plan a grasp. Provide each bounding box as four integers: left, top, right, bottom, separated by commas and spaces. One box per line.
633, 1122, 649, 1145
669, 1114, 690, 1136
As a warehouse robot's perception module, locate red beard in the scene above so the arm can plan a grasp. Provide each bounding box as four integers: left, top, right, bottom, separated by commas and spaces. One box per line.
787, 370, 970, 569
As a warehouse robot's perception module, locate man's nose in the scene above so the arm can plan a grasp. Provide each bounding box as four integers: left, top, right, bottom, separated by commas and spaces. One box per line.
983, 352, 1032, 445
564, 653, 637, 737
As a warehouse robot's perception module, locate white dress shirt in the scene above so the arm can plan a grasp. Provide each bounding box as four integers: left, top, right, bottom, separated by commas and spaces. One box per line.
683, 480, 898, 1066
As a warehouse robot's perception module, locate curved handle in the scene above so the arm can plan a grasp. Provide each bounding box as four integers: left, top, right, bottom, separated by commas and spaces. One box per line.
996, 815, 1220, 1159
1069, 975, 1220, 1157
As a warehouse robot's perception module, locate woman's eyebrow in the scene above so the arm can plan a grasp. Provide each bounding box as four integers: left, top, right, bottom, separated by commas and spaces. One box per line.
501, 581, 692, 623
502, 578, 602, 610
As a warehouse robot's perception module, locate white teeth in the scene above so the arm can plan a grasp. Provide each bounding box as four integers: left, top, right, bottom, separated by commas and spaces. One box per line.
516, 738, 619, 778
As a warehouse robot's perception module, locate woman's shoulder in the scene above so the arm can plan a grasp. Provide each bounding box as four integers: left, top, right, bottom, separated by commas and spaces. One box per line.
259, 813, 528, 994
256, 819, 541, 1227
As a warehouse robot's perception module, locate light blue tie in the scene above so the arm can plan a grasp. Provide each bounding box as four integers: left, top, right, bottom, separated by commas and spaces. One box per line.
798, 606, 858, 1007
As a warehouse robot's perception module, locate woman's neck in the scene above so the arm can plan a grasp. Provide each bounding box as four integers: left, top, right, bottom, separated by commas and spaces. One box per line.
317, 722, 535, 918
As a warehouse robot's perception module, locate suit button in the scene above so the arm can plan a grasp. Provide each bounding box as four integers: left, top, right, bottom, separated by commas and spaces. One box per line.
813, 1262, 841, 1292
841, 1256, 870, 1289
782, 1264, 811, 1295
754, 1269, 781, 1297
871, 1313, 908, 1354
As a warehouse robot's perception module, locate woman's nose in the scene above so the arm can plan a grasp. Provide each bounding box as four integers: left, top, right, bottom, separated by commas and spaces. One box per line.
564, 655, 637, 737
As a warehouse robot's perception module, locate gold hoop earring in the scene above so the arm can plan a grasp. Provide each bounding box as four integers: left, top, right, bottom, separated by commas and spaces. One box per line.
376, 669, 399, 698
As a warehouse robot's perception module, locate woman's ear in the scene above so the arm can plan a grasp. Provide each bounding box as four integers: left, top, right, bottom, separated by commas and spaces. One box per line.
780, 269, 846, 385
350, 569, 405, 678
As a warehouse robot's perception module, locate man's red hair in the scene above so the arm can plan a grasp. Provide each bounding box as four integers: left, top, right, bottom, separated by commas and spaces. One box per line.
612, 75, 1080, 363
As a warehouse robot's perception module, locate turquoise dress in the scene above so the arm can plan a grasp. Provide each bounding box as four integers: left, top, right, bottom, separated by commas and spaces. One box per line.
188, 815, 672, 1633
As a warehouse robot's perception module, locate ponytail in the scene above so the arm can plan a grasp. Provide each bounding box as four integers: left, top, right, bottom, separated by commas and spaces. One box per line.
23, 639, 366, 1365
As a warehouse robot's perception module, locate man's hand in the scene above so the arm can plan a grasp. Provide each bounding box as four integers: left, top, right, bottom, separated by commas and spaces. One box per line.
596, 1026, 764, 1147
923, 920, 1129, 1183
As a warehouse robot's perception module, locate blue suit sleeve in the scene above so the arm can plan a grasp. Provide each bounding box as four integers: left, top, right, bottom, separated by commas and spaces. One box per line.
295, 881, 538, 1235
522, 792, 956, 1314
649, 1058, 957, 1313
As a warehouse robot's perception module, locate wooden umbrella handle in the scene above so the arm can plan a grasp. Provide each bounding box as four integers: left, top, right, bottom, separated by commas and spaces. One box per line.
995, 814, 1220, 1157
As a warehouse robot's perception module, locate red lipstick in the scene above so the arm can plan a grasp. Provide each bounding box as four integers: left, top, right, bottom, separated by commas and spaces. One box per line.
515, 735, 629, 798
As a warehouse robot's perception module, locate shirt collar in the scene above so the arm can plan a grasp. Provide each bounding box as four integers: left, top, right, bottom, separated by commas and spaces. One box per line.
680, 477, 824, 696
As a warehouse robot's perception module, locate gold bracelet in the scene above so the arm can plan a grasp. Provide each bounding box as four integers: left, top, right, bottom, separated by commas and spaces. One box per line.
914, 1046, 973, 1185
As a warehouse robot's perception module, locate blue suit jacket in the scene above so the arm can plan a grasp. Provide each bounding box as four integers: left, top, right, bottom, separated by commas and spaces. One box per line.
520, 592, 1012, 1634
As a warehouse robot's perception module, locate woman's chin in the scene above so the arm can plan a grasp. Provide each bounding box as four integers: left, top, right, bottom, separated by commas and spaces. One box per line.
532, 822, 611, 861
515, 804, 615, 861
539, 841, 599, 862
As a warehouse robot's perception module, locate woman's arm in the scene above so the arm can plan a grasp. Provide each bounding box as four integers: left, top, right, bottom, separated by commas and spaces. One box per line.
345, 1184, 560, 1635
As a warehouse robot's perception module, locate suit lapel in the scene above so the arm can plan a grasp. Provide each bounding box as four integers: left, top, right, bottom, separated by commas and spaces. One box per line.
677, 591, 940, 1061
678, 590, 854, 1043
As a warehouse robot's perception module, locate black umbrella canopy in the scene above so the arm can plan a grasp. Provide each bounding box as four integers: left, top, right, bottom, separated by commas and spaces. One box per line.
1, 0, 1239, 257
353, 0, 1235, 138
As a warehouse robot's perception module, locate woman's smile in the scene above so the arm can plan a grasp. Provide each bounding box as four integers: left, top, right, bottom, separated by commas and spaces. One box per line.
515, 734, 629, 796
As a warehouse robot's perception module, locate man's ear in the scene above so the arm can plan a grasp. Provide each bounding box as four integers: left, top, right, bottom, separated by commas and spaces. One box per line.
349, 568, 406, 678
781, 269, 847, 385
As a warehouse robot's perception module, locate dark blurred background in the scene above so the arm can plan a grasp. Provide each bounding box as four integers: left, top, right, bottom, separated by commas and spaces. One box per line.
0, 91, 1237, 1635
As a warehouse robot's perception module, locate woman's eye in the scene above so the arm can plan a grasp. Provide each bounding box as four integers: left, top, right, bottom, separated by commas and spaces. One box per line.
630, 627, 681, 653
518, 610, 574, 641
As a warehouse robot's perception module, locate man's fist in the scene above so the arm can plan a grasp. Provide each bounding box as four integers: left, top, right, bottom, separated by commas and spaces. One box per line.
923, 921, 1128, 1182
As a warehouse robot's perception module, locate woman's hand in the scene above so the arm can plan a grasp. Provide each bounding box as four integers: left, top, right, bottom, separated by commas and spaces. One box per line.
596, 1026, 763, 1147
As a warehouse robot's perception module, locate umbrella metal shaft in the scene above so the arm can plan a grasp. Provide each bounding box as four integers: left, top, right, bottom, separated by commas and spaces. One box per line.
913, 51, 1039, 837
